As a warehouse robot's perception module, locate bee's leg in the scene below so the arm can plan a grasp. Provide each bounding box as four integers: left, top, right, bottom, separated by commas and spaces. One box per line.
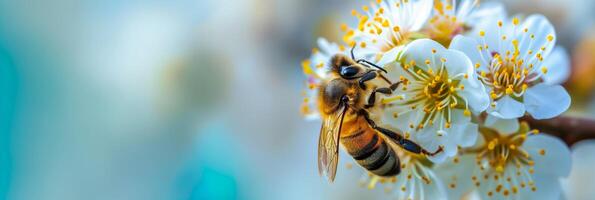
360, 110, 443, 156
365, 87, 391, 109
358, 71, 378, 90
364, 81, 403, 108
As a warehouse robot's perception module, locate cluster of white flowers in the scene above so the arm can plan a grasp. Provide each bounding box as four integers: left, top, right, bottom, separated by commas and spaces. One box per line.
301, 0, 572, 199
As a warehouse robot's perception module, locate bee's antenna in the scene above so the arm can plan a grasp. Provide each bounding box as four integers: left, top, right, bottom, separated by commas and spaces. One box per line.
360, 60, 387, 73
350, 43, 356, 60
351, 43, 388, 73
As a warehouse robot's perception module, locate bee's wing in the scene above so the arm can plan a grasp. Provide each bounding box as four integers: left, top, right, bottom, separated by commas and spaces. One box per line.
318, 105, 347, 182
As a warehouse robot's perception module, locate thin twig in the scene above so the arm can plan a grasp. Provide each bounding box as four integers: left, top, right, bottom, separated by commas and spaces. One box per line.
522, 115, 595, 146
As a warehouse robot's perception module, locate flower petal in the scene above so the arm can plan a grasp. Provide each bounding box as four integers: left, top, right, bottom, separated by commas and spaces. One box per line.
463, 1, 507, 25
488, 96, 525, 119
542, 47, 570, 85
449, 35, 489, 71
399, 39, 446, 72
518, 174, 563, 200
524, 84, 571, 119
484, 114, 519, 135
435, 155, 476, 200
442, 48, 472, 77
518, 14, 556, 58
563, 140, 595, 200
408, 0, 434, 31
458, 77, 490, 113
524, 134, 572, 177
377, 46, 403, 66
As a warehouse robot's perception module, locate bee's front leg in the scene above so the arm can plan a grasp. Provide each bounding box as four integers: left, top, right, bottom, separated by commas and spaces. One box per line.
364, 81, 402, 109
358, 71, 377, 90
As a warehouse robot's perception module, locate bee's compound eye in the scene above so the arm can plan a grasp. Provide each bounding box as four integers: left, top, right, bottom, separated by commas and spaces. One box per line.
340, 66, 359, 78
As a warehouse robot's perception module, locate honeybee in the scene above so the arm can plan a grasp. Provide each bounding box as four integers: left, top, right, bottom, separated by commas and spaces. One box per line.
317, 47, 443, 182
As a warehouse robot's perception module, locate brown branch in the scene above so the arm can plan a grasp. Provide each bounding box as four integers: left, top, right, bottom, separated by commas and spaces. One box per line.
522, 115, 595, 146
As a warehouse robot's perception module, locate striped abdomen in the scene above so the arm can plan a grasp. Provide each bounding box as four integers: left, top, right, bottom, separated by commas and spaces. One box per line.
340, 117, 400, 177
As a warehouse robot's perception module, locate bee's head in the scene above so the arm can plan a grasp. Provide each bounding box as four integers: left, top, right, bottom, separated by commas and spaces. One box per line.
319, 78, 357, 115
331, 54, 367, 80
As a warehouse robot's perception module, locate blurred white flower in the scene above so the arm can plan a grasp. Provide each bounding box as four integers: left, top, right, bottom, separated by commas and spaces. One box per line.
300, 38, 347, 119
439, 118, 571, 200
425, 0, 506, 46
360, 146, 447, 200
380, 39, 489, 163
342, 0, 433, 64
450, 15, 571, 119
562, 140, 595, 200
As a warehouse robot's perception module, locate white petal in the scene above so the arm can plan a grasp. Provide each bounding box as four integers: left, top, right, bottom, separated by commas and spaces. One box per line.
542, 47, 570, 85
399, 39, 446, 72
524, 134, 572, 178
524, 84, 571, 119
464, 1, 507, 25
563, 140, 595, 200
518, 14, 556, 58
456, 123, 479, 147
484, 114, 520, 135
377, 46, 403, 66
409, 0, 434, 31
488, 96, 526, 119
435, 155, 476, 200
442, 48, 473, 77
449, 35, 489, 71
382, 106, 418, 133
519, 174, 563, 200
458, 77, 490, 113
472, 15, 508, 54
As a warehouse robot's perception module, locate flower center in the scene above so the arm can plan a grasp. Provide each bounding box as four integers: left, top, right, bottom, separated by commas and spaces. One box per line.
456, 123, 545, 197
382, 57, 470, 132
474, 18, 554, 103
342, 1, 415, 56
480, 129, 531, 174
428, 15, 465, 47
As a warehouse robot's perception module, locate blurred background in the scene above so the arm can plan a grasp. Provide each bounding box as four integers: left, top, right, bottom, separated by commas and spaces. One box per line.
0, 0, 594, 200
